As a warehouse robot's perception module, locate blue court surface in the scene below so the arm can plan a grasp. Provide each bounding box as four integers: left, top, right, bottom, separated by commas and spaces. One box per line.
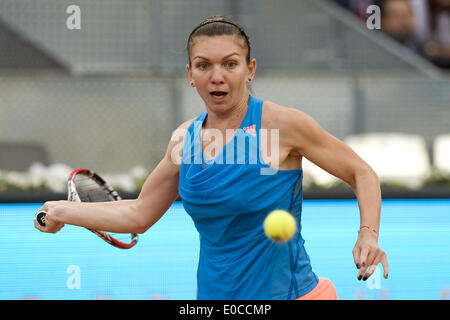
0, 199, 449, 300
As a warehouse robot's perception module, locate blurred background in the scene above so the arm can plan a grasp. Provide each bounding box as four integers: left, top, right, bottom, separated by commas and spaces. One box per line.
0, 0, 449, 300
0, 0, 449, 193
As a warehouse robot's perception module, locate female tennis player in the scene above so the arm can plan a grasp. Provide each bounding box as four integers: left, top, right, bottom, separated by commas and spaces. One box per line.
35, 15, 388, 300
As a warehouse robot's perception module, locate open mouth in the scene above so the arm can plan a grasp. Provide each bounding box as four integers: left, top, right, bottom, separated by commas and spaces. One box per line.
210, 91, 228, 98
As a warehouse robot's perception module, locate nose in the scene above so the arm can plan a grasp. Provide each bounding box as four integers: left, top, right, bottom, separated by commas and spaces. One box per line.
210, 65, 225, 85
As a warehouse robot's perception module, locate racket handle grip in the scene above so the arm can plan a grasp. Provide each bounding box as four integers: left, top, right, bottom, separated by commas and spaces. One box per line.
36, 211, 47, 227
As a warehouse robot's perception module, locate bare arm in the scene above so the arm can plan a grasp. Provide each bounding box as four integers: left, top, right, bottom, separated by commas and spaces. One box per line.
35, 120, 193, 235
285, 110, 381, 232
282, 108, 388, 280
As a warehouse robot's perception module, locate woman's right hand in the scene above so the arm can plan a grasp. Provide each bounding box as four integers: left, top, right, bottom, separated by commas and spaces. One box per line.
34, 201, 65, 233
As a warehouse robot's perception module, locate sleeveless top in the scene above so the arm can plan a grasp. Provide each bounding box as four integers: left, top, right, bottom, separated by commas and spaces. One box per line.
179, 95, 318, 299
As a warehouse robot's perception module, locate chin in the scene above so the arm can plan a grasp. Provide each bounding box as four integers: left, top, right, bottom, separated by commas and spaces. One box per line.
205, 95, 230, 109
207, 102, 231, 114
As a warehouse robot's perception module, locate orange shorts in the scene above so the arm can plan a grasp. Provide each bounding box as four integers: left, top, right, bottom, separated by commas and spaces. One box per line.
295, 277, 338, 300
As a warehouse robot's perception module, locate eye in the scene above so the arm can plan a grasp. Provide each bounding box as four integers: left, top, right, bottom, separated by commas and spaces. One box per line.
224, 61, 237, 68
196, 62, 209, 70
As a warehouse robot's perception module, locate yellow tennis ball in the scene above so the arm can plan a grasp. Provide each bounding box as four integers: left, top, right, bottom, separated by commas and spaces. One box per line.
263, 210, 297, 242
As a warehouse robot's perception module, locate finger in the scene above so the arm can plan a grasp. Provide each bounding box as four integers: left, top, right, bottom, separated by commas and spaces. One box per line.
352, 245, 361, 269
37, 202, 48, 215
363, 264, 377, 280
380, 252, 389, 279
357, 267, 366, 280
359, 247, 369, 268
34, 217, 46, 232
357, 247, 370, 280
362, 250, 379, 280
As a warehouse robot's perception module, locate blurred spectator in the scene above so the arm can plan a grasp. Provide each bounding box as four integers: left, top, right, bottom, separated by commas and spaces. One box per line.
409, 0, 431, 45
423, 0, 450, 68
333, 0, 384, 21
380, 0, 424, 53
333, 0, 427, 46
334, 0, 450, 68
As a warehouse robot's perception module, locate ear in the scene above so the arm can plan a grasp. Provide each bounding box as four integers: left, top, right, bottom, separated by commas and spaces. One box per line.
186, 64, 194, 86
247, 58, 257, 83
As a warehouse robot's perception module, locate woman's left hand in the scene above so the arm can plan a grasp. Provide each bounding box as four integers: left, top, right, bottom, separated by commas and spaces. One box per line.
352, 229, 389, 281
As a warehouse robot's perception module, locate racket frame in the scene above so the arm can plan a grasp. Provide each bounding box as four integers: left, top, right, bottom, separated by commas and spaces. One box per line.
67, 168, 138, 249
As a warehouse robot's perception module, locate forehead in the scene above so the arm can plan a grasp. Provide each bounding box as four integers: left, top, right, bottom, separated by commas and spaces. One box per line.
189, 35, 247, 57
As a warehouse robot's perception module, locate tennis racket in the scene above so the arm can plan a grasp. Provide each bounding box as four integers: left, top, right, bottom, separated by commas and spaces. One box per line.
36, 168, 138, 249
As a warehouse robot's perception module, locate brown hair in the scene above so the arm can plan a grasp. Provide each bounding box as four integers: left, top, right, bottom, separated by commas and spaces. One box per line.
186, 15, 251, 66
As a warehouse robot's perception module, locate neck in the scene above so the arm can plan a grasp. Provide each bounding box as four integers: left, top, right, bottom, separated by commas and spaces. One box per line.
204, 94, 250, 131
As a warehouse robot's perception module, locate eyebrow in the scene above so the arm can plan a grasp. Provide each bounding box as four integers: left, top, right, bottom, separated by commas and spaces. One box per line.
192, 52, 240, 61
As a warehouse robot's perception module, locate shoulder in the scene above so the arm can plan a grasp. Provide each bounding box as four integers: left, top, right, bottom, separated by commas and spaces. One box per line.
262, 100, 326, 154
169, 118, 196, 141
164, 118, 196, 165
168, 118, 196, 146
177, 118, 197, 131
262, 100, 319, 134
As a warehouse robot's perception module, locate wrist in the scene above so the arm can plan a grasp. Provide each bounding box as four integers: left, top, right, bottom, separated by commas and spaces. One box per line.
358, 225, 378, 239
359, 225, 377, 233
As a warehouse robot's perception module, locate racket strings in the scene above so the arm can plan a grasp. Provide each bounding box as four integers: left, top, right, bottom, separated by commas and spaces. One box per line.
73, 174, 135, 245
74, 175, 114, 202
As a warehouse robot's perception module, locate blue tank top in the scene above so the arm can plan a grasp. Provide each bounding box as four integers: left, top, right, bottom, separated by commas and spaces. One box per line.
179, 95, 318, 299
